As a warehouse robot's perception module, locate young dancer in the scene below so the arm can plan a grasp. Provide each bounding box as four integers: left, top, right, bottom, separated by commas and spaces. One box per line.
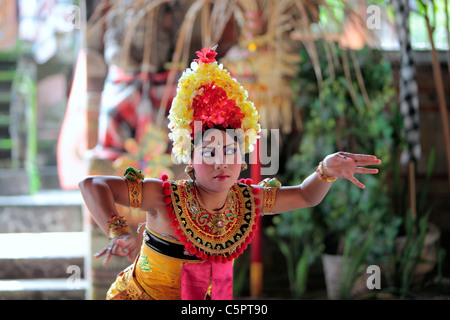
79, 47, 381, 300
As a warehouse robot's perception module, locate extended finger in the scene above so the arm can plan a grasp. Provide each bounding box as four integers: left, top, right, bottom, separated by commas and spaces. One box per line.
349, 176, 366, 189
103, 243, 117, 265
94, 247, 108, 258
102, 248, 111, 265
339, 152, 380, 162
354, 159, 382, 167
355, 167, 379, 174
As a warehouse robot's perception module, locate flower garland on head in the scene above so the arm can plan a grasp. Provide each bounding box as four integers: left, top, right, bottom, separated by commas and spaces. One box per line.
168, 46, 261, 163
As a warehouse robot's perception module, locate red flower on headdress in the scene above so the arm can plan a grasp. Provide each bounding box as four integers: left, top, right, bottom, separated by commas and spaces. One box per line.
194, 47, 218, 64
191, 82, 245, 133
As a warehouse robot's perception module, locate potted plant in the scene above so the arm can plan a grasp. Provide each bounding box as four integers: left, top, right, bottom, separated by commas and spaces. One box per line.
278, 40, 402, 299
383, 141, 442, 298
266, 206, 326, 299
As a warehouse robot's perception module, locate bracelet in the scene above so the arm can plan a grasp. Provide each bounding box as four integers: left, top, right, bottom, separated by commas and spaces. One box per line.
108, 215, 131, 239
124, 167, 144, 209
315, 161, 337, 183
258, 178, 281, 214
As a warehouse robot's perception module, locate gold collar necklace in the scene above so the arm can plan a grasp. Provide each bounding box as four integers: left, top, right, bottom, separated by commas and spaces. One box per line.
160, 175, 261, 263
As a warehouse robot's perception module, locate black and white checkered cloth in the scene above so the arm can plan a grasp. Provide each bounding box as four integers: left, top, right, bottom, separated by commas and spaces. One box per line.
393, 0, 421, 164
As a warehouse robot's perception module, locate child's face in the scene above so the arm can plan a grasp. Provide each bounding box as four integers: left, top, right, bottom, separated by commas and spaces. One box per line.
192, 129, 243, 193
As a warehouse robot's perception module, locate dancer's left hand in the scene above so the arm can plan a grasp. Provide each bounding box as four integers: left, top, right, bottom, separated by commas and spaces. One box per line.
323, 152, 381, 189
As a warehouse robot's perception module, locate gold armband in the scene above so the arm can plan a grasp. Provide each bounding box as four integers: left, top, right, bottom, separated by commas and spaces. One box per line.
258, 178, 281, 214
108, 215, 131, 239
124, 167, 144, 209
315, 161, 337, 183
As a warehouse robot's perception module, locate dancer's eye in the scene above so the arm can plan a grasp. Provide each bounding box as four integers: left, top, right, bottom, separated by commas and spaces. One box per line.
201, 148, 215, 158
224, 147, 237, 156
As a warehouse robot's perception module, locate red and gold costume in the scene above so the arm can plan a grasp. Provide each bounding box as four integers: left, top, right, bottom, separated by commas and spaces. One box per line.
106, 47, 277, 300
107, 177, 263, 300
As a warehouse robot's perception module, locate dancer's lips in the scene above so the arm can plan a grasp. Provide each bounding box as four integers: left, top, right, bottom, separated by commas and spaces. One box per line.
214, 174, 230, 181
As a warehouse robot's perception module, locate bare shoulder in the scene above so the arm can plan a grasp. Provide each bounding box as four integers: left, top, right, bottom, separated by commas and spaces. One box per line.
78, 175, 127, 195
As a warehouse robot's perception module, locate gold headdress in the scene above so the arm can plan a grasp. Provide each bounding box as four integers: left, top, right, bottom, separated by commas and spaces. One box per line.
168, 46, 261, 163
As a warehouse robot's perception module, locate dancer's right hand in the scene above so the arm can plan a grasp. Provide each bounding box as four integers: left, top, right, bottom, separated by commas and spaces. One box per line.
94, 233, 138, 266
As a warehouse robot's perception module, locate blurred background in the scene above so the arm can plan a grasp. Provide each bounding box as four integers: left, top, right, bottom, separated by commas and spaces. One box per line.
0, 0, 449, 300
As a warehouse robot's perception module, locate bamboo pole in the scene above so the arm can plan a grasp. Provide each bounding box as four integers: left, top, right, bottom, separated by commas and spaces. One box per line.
445, 0, 450, 76
201, 0, 211, 47
409, 161, 417, 221
424, 10, 450, 191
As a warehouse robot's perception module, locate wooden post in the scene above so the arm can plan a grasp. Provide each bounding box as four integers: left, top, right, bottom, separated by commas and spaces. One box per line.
409, 161, 417, 221
424, 12, 450, 191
